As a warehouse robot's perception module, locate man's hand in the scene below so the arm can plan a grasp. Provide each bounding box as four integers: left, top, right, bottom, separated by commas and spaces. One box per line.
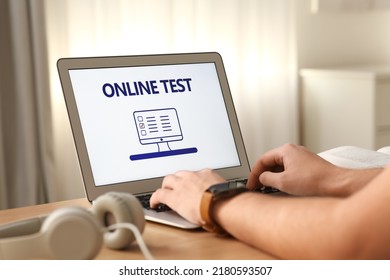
247, 143, 342, 196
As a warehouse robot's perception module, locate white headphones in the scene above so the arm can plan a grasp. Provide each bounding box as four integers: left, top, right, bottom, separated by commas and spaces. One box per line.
0, 192, 151, 260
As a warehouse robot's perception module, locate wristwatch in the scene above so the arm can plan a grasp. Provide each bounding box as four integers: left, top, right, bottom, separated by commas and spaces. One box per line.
200, 181, 248, 235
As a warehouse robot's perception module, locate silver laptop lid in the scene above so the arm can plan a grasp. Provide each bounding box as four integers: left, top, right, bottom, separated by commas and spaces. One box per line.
57, 52, 250, 202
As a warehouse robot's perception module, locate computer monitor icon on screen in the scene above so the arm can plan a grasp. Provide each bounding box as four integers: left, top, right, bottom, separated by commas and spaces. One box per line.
130, 108, 198, 161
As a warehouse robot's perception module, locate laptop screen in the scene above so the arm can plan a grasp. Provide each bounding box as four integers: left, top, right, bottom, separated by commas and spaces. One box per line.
68, 62, 240, 186
58, 52, 250, 201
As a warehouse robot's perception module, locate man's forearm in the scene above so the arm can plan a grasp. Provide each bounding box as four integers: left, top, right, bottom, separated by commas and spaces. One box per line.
213, 192, 351, 259
214, 165, 390, 259
324, 167, 383, 197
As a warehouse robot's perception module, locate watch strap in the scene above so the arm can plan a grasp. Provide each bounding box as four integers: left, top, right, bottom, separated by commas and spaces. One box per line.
200, 181, 248, 235
200, 191, 227, 235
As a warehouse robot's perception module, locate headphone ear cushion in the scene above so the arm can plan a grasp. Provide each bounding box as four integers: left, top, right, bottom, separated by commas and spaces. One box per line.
41, 207, 103, 259
92, 192, 145, 250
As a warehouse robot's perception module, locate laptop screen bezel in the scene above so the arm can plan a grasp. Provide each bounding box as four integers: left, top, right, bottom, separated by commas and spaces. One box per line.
57, 52, 250, 202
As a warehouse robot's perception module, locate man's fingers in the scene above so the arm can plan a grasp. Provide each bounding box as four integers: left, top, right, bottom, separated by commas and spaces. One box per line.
150, 187, 172, 208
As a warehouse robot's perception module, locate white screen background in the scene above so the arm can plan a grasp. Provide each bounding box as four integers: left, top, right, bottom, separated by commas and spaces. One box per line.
69, 63, 240, 186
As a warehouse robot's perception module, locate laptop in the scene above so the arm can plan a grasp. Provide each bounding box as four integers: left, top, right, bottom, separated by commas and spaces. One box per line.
57, 52, 251, 229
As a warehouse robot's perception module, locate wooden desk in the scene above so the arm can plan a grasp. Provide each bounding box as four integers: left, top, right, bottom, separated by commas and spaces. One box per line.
0, 198, 275, 260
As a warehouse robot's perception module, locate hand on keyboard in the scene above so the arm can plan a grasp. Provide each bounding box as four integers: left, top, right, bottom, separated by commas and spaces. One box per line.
137, 194, 171, 212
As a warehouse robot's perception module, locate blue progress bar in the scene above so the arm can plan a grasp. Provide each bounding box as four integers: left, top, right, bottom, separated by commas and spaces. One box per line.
130, 147, 198, 161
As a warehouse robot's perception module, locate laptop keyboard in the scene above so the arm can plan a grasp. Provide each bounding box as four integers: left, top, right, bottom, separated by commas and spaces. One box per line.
137, 194, 171, 212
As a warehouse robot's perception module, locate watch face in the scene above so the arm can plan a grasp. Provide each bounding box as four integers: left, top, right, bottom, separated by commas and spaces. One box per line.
208, 181, 248, 197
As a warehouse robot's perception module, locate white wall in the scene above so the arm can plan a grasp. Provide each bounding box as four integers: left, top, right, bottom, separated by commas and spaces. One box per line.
296, 0, 390, 69
295, 0, 390, 149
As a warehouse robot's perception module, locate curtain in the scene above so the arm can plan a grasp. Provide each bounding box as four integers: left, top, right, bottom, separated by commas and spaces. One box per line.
1, 0, 298, 207
0, 0, 54, 209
